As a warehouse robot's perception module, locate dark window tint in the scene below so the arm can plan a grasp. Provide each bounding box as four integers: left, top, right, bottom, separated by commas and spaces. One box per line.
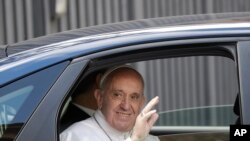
0, 61, 68, 140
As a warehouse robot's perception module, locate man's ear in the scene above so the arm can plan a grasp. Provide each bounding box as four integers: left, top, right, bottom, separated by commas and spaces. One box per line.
94, 89, 103, 109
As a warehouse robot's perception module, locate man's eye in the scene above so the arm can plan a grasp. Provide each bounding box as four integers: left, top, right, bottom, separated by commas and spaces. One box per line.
131, 95, 139, 100
113, 93, 122, 97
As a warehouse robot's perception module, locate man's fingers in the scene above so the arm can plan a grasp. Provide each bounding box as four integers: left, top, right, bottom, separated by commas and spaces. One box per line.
142, 96, 159, 113
143, 109, 157, 120
139, 110, 159, 128
148, 113, 159, 127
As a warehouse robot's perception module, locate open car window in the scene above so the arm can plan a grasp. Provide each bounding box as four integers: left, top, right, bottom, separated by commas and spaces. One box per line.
130, 56, 238, 141
60, 43, 238, 141
130, 55, 238, 129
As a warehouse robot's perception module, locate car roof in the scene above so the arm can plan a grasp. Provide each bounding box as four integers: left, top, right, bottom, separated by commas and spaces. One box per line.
2, 12, 250, 58
1, 12, 250, 86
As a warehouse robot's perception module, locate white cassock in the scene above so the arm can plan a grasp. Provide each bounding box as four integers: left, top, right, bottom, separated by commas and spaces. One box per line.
60, 110, 159, 141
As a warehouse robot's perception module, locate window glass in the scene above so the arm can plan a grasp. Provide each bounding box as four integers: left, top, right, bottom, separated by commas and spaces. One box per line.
131, 56, 238, 127
0, 61, 68, 139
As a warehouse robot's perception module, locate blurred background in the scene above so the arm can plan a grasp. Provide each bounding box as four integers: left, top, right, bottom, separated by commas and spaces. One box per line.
1, 0, 250, 45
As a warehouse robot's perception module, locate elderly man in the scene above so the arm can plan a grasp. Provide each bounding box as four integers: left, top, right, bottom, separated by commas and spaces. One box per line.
60, 65, 159, 141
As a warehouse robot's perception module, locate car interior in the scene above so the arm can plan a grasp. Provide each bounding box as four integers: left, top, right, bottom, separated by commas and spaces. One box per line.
58, 43, 240, 141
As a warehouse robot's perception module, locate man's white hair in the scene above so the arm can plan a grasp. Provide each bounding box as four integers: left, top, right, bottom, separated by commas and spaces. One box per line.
99, 65, 137, 89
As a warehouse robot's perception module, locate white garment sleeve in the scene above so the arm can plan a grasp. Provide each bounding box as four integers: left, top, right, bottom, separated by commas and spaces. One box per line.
60, 132, 72, 141
124, 135, 159, 141
145, 135, 160, 141
60, 132, 92, 141
124, 137, 132, 141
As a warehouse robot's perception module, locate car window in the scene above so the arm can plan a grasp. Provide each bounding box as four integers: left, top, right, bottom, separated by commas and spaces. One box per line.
63, 47, 238, 141
130, 56, 238, 134
0, 61, 68, 140
155, 105, 237, 126
0, 86, 33, 125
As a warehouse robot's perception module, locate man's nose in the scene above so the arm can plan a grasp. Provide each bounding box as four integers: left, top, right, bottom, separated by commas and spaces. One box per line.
120, 96, 130, 110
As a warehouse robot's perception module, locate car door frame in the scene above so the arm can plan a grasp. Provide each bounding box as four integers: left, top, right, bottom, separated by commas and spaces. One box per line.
16, 59, 89, 141
237, 41, 250, 124
67, 40, 239, 135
